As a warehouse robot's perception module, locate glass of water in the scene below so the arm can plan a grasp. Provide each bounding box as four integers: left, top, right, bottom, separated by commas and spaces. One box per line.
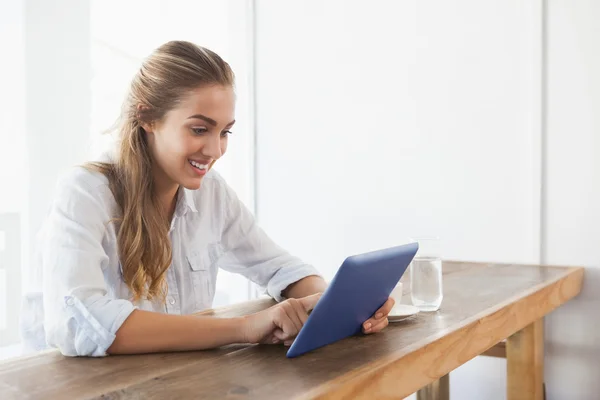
409, 237, 443, 312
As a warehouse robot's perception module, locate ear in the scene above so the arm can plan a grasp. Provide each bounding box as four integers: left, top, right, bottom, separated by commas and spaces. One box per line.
140, 122, 154, 134
136, 104, 153, 133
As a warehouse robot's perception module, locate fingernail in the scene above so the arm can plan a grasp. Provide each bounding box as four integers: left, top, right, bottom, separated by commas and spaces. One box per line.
364, 322, 372, 330
272, 337, 279, 344
375, 313, 383, 319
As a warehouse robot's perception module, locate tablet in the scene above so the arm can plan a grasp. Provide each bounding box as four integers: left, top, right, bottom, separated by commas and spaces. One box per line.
286, 242, 418, 358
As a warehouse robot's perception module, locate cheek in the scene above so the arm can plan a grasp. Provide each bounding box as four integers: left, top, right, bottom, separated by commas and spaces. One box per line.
151, 134, 190, 175
158, 129, 189, 157
221, 139, 228, 155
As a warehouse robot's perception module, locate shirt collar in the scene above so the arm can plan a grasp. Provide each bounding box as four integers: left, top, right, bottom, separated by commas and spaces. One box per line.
174, 187, 198, 218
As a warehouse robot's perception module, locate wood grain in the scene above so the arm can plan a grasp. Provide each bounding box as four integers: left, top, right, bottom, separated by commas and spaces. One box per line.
507, 319, 544, 400
298, 265, 582, 400
0, 262, 583, 400
0, 346, 248, 400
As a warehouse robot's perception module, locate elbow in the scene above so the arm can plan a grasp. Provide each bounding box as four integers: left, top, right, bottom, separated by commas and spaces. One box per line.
44, 295, 124, 357
45, 318, 111, 357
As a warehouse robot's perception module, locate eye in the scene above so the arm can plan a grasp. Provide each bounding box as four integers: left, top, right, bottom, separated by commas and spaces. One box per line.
221, 130, 233, 138
191, 127, 208, 135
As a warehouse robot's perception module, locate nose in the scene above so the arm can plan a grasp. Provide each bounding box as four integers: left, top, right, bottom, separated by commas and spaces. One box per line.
201, 134, 222, 160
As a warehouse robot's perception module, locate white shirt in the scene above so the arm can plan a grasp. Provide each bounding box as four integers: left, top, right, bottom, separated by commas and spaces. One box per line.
20, 166, 319, 357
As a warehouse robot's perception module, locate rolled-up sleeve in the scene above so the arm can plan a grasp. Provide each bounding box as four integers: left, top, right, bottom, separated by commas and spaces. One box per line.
216, 178, 321, 302
42, 168, 135, 357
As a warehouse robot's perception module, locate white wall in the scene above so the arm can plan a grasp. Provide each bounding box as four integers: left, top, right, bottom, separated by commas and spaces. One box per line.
544, 1, 600, 399
256, 0, 540, 275
23, 0, 92, 288
0, 0, 26, 346
254, 0, 598, 399
0, 1, 26, 215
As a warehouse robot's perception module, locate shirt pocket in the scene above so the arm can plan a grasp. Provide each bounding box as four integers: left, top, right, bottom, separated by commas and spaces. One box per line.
186, 243, 223, 311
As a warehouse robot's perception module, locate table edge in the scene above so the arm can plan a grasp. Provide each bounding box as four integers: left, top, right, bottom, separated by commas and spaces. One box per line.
297, 266, 584, 400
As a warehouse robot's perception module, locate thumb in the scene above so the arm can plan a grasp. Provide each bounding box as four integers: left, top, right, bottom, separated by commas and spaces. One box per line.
298, 292, 322, 312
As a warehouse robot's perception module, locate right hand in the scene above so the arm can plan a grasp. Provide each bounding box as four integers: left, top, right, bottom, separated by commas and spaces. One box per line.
242, 293, 322, 346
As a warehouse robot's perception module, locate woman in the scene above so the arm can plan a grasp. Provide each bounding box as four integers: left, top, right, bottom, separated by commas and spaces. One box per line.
20, 41, 394, 357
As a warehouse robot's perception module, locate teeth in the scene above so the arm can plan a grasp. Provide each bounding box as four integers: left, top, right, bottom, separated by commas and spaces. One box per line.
189, 160, 208, 170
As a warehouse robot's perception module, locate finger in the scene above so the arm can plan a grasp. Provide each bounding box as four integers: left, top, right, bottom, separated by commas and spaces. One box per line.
273, 328, 290, 341
259, 329, 283, 345
265, 334, 281, 345
284, 339, 294, 347
374, 297, 395, 319
362, 315, 389, 331
289, 298, 310, 326
298, 292, 322, 312
274, 308, 297, 340
282, 300, 304, 333
363, 297, 396, 330
364, 317, 389, 334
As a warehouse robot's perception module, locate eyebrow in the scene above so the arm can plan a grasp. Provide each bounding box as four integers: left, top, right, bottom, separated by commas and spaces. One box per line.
187, 114, 235, 127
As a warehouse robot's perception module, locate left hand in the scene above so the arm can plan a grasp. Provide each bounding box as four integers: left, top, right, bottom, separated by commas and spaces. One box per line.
362, 297, 395, 334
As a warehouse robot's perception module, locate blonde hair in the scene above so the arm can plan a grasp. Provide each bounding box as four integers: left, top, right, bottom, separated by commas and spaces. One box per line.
88, 41, 234, 302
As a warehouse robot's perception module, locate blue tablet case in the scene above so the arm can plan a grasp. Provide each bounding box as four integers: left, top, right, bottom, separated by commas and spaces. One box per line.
286, 242, 419, 358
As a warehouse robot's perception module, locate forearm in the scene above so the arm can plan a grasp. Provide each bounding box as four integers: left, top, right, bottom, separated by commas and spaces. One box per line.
282, 275, 328, 299
107, 309, 246, 354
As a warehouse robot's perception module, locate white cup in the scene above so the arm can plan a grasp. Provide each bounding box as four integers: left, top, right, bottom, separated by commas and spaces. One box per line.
390, 281, 404, 304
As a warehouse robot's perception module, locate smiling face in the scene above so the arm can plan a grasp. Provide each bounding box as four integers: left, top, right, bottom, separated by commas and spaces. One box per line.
144, 84, 236, 194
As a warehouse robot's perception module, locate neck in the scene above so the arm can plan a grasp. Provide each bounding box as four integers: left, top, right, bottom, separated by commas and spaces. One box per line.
152, 166, 179, 220
158, 185, 179, 221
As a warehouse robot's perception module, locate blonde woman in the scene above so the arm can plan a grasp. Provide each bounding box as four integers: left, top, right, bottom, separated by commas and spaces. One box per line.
20, 41, 395, 357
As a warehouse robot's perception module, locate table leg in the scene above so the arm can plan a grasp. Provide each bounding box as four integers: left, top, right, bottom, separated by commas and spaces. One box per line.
416, 374, 449, 400
507, 318, 544, 400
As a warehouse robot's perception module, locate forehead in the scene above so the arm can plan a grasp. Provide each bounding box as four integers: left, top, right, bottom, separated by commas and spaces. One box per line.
170, 85, 235, 122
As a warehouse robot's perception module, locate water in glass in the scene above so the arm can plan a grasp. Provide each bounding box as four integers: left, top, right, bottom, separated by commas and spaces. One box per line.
410, 238, 443, 311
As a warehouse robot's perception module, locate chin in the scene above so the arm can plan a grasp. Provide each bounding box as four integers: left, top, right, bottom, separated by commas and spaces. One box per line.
182, 178, 204, 190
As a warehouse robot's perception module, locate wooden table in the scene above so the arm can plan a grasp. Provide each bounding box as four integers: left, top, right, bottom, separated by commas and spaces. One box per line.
0, 261, 583, 400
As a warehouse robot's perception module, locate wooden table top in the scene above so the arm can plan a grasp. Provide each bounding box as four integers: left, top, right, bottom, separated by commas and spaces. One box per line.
0, 261, 583, 400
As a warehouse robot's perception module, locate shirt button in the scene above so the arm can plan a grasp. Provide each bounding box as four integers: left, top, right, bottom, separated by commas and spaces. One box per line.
65, 297, 74, 306
167, 296, 176, 305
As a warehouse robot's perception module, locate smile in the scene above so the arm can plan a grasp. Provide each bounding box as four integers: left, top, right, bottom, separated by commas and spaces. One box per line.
188, 160, 209, 170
